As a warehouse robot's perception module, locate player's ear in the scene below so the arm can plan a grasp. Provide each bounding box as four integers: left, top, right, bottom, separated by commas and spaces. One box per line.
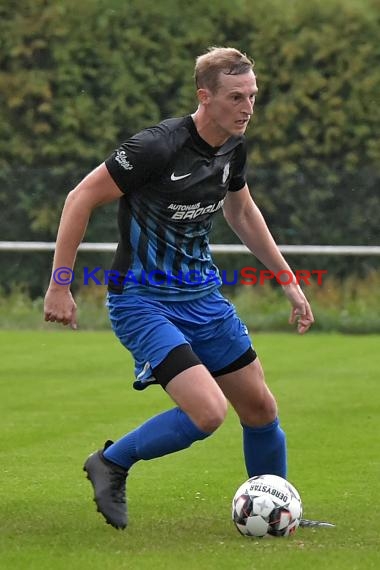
197, 88, 211, 106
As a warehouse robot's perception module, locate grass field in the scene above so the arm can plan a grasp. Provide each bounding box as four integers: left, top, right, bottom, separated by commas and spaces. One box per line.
0, 330, 379, 570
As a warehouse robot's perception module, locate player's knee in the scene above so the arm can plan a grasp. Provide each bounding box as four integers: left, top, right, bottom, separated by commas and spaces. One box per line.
241, 391, 278, 426
194, 396, 228, 433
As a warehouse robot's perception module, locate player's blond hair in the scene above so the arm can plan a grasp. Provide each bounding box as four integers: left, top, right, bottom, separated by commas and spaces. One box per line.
194, 47, 254, 93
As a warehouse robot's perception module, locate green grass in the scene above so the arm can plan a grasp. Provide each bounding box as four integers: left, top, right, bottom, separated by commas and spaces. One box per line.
0, 331, 379, 570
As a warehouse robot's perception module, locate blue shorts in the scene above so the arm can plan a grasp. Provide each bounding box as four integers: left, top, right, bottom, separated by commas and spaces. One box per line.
107, 289, 253, 389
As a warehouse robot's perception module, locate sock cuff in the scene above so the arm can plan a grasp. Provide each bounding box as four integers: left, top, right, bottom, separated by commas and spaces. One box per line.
103, 432, 138, 468
241, 417, 279, 434
177, 408, 210, 441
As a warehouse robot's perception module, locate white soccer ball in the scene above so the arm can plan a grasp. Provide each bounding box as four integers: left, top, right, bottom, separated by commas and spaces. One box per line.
232, 474, 302, 537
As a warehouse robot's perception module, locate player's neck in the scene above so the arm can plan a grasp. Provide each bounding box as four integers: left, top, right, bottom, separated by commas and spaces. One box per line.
191, 110, 229, 148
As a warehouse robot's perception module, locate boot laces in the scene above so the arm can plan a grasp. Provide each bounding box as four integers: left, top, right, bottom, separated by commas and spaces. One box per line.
109, 470, 126, 504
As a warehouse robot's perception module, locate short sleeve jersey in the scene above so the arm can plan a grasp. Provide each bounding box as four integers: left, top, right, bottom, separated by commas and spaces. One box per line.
105, 115, 247, 300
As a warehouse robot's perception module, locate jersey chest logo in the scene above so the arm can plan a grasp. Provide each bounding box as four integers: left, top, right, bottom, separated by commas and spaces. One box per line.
170, 171, 192, 181
222, 162, 230, 184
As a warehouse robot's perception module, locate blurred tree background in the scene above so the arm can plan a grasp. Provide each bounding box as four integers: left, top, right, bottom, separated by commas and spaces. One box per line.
0, 0, 379, 297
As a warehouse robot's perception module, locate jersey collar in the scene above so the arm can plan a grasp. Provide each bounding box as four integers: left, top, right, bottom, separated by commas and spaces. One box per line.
185, 115, 244, 157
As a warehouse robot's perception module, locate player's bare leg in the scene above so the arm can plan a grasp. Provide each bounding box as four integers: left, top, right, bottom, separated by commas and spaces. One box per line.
216, 357, 286, 478
216, 357, 277, 427
84, 364, 226, 530
165, 364, 228, 433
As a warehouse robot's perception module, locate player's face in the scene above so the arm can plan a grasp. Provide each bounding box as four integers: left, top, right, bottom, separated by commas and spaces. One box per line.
201, 71, 258, 142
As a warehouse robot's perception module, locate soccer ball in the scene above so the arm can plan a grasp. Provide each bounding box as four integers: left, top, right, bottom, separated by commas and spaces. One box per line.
232, 474, 302, 538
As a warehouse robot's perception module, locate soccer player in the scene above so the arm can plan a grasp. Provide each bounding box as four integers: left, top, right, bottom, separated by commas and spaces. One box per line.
44, 47, 314, 530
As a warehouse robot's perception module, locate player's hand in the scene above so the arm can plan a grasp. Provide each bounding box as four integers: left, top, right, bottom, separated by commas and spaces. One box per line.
282, 283, 314, 334
44, 287, 77, 329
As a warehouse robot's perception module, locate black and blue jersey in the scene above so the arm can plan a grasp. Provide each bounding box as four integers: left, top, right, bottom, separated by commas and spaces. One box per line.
105, 115, 247, 300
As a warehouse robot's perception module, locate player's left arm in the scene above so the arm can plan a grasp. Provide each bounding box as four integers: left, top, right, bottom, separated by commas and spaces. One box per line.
222, 184, 314, 334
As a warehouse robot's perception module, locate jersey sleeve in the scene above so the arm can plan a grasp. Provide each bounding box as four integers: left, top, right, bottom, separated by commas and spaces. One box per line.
105, 127, 170, 193
228, 142, 248, 192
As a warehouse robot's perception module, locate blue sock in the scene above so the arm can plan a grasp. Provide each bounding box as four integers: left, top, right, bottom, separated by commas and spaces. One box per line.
103, 407, 211, 470
242, 417, 287, 478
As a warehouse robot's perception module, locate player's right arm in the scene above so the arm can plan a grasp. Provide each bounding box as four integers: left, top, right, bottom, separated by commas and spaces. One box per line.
44, 163, 123, 328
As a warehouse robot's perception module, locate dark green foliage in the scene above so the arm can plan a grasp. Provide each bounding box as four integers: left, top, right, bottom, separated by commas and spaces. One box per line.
244, 0, 380, 252
0, 0, 379, 294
